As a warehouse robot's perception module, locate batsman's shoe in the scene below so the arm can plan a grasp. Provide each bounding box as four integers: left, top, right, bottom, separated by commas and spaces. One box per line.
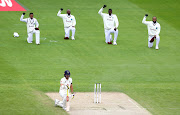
71, 37, 75, 40
155, 46, 159, 50
113, 42, 117, 45
64, 37, 69, 40
108, 42, 112, 44
55, 99, 58, 107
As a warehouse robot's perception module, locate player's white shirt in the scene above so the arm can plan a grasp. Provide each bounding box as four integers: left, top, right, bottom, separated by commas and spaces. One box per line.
57, 10, 76, 28
20, 14, 39, 33
98, 7, 119, 30
59, 77, 72, 94
142, 16, 161, 36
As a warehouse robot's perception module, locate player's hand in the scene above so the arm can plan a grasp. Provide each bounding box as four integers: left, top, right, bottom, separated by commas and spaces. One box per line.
60, 8, 63, 11
145, 14, 148, 17
66, 85, 69, 89
114, 28, 117, 31
23, 13, 25, 15
103, 5, 107, 8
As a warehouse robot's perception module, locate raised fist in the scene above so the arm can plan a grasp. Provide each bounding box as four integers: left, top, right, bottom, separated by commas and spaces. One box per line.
23, 13, 25, 15
145, 14, 148, 17
60, 8, 63, 11
103, 5, 107, 8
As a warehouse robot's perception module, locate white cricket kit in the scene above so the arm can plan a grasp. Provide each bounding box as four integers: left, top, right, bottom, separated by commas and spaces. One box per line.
20, 14, 40, 44
55, 77, 72, 110
142, 16, 161, 49
98, 7, 119, 44
57, 10, 76, 40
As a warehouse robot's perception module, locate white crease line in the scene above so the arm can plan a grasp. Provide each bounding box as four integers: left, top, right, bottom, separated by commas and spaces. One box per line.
128, 99, 141, 109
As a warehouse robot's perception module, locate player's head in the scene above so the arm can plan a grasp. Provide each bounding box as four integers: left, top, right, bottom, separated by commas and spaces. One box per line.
64, 70, 70, 80
29, 13, 33, 19
152, 16, 157, 23
108, 9, 112, 15
67, 9, 71, 15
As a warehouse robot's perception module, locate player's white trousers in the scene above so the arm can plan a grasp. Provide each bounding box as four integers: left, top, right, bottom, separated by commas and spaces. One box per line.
104, 28, 118, 43
148, 35, 160, 48
27, 30, 40, 44
64, 27, 75, 38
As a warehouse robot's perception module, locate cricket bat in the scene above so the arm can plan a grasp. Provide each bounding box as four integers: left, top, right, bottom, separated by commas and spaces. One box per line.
66, 85, 70, 111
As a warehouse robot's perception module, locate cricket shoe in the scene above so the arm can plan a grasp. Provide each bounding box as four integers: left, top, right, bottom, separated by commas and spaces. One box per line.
108, 42, 112, 44
113, 42, 117, 45
155, 46, 159, 50
64, 37, 69, 40
71, 37, 75, 40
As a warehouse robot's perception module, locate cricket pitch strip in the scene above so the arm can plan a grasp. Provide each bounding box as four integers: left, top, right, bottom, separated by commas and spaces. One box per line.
46, 92, 151, 115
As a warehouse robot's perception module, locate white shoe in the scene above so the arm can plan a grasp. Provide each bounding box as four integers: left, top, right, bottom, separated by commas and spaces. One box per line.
155, 47, 159, 50
113, 42, 117, 45
71, 37, 75, 40
55, 99, 58, 106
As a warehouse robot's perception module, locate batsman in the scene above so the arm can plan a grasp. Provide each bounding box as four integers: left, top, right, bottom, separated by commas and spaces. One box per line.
55, 70, 74, 111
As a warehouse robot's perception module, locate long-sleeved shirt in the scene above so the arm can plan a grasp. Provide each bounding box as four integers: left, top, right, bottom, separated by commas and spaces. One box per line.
59, 77, 72, 94
57, 10, 76, 28
142, 16, 160, 36
98, 7, 119, 30
20, 14, 39, 33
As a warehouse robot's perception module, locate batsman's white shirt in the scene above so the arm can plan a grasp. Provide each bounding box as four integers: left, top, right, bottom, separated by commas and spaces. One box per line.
59, 77, 72, 95
20, 14, 39, 33
142, 16, 161, 36
57, 10, 76, 28
98, 8, 119, 30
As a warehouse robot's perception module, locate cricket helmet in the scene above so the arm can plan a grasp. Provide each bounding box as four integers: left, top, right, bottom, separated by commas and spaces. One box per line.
64, 70, 70, 77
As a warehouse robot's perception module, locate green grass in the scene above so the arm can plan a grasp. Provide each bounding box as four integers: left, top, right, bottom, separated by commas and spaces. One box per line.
0, 0, 179, 114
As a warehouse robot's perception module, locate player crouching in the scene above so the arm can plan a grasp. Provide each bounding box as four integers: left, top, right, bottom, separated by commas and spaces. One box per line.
142, 14, 161, 50
20, 13, 40, 45
55, 70, 74, 111
57, 8, 76, 40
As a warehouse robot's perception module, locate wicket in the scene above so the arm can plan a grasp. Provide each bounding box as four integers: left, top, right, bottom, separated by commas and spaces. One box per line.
94, 83, 101, 103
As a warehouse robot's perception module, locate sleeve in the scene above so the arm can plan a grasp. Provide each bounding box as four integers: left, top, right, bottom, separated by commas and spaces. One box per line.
20, 14, 27, 23
35, 19, 39, 28
142, 16, 149, 25
98, 7, 105, 17
72, 16, 76, 26
156, 24, 161, 35
57, 10, 65, 18
60, 78, 66, 89
114, 15, 119, 28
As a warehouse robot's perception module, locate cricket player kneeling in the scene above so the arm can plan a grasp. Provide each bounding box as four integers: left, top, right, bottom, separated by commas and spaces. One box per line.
142, 14, 161, 49
57, 8, 76, 40
55, 70, 74, 111
98, 5, 119, 45
20, 13, 40, 45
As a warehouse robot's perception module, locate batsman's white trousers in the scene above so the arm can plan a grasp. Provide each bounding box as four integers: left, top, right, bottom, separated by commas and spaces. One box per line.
55, 92, 72, 109
148, 35, 160, 48
27, 30, 40, 44
104, 28, 118, 43
64, 27, 75, 38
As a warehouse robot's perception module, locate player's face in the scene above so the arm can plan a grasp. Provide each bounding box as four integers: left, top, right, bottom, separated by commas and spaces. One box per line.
65, 75, 70, 80
108, 10, 112, 15
152, 17, 157, 23
67, 10, 71, 15
29, 14, 33, 19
